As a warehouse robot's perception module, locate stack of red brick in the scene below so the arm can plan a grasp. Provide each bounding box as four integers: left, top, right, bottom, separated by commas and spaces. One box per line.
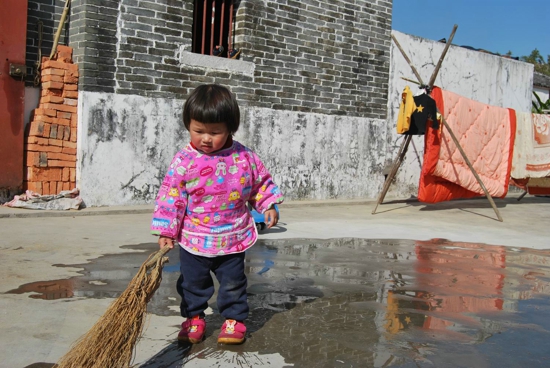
25, 45, 78, 195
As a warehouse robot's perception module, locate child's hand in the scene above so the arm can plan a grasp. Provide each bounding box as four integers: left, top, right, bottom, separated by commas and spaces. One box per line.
264, 208, 279, 228
158, 236, 175, 249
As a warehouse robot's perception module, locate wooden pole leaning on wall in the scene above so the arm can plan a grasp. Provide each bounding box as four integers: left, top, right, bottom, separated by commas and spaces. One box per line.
50, 0, 72, 59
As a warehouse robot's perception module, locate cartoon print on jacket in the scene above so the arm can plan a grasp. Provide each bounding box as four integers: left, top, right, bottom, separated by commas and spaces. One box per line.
151, 141, 284, 257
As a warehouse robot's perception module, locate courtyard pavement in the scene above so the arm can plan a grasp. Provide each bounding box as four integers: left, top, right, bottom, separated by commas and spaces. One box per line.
1, 194, 549, 367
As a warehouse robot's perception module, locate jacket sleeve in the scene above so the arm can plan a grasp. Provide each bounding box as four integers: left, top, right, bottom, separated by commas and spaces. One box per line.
396, 85, 416, 134
151, 151, 188, 238
248, 150, 284, 214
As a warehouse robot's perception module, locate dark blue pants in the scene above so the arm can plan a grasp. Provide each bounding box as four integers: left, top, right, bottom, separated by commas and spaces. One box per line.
177, 247, 249, 321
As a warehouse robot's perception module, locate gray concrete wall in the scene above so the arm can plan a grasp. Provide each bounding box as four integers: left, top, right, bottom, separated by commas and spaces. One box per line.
78, 91, 387, 206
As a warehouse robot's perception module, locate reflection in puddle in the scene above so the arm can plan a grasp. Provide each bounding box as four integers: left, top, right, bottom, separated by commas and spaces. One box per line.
8, 279, 75, 300
242, 238, 550, 367
144, 238, 550, 367
10, 239, 550, 367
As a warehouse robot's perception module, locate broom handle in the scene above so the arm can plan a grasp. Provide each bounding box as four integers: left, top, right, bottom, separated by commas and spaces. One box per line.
50, 0, 72, 59
145, 246, 172, 269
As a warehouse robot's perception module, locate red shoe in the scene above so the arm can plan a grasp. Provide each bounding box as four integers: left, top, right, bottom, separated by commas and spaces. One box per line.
178, 315, 205, 344
217, 319, 246, 344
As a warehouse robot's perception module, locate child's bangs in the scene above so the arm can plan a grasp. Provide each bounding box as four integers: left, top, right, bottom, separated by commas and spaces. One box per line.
184, 84, 239, 133
189, 93, 234, 124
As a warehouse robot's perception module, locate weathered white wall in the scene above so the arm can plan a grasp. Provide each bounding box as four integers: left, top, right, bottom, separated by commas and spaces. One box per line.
77, 31, 536, 207
78, 92, 186, 206
78, 92, 387, 206
385, 31, 534, 200
237, 108, 387, 200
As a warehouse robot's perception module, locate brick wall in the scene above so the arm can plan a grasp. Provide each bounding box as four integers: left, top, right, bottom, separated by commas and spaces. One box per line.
66, 0, 392, 119
23, 0, 393, 204
26, 0, 69, 86
25, 46, 78, 195
232, 0, 392, 118
68, 0, 119, 93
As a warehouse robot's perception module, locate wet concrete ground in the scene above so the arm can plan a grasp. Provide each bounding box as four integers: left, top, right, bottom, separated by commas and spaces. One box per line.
1, 196, 550, 367
9, 238, 550, 367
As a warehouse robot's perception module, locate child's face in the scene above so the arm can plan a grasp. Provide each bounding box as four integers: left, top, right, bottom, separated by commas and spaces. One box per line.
189, 119, 230, 154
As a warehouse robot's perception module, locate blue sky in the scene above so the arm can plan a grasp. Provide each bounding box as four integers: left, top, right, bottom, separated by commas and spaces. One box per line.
392, 0, 550, 60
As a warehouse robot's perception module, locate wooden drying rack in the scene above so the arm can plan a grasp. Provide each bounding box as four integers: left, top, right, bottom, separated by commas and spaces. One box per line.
371, 25, 504, 222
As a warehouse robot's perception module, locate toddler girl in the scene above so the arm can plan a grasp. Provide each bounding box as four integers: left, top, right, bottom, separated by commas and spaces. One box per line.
151, 84, 284, 344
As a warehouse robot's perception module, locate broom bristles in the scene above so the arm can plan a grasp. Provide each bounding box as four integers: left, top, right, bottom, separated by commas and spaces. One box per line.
55, 249, 169, 368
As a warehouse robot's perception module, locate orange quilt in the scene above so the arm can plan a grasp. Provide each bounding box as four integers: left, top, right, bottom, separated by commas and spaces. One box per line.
418, 87, 516, 203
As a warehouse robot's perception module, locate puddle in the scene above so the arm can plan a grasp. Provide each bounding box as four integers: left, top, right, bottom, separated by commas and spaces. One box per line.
7, 243, 171, 304
13, 238, 550, 367
8, 279, 75, 300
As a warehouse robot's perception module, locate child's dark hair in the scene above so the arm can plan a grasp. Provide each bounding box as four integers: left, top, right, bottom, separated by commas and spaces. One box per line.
183, 84, 240, 134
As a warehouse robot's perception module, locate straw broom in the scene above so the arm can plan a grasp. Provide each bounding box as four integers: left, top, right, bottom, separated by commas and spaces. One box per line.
55, 246, 171, 368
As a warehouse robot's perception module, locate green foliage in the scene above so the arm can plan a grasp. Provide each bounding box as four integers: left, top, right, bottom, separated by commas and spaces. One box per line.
521, 49, 550, 76
532, 91, 550, 114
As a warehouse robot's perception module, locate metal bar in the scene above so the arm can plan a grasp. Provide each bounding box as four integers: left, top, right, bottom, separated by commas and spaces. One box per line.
195, 1, 200, 52
219, 0, 225, 49
227, 0, 234, 57
210, 0, 216, 55
201, 0, 207, 54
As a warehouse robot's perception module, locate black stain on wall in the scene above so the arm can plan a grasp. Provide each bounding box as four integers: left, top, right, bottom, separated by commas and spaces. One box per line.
88, 99, 126, 143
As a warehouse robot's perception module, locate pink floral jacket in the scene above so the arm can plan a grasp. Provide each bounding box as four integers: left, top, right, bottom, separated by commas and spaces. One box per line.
151, 141, 284, 256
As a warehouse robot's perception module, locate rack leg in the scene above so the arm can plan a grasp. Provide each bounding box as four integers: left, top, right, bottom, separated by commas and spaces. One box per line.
372, 135, 412, 214
440, 117, 503, 222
